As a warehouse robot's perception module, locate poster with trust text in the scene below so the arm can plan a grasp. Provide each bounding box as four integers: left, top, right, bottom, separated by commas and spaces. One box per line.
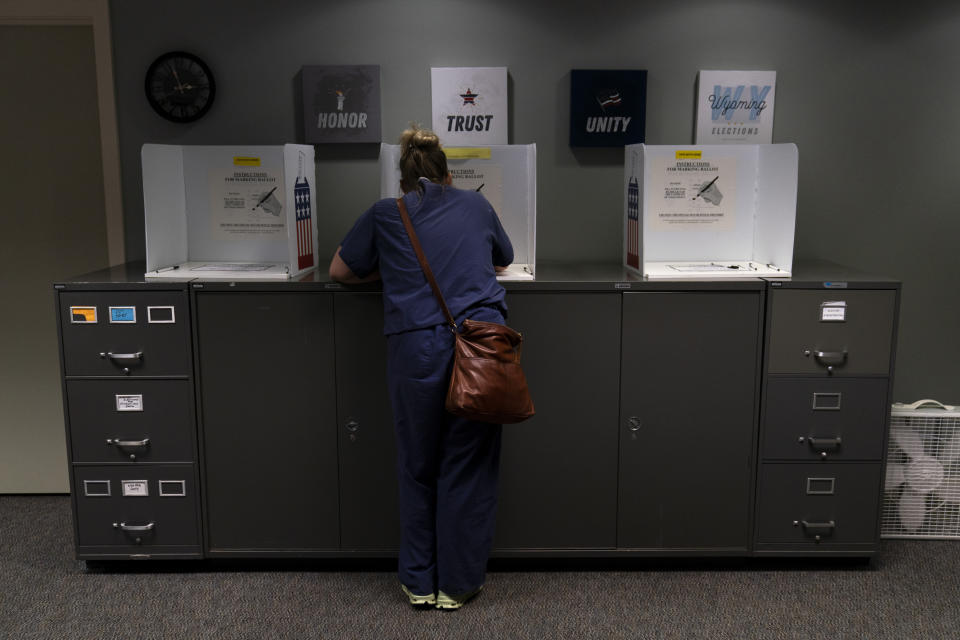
431, 67, 507, 145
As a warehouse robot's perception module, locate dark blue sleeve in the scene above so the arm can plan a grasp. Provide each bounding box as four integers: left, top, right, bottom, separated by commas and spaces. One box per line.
338, 206, 379, 278
489, 206, 514, 267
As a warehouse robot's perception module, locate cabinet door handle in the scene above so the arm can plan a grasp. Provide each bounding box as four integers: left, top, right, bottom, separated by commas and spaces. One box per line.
807, 436, 842, 450
106, 438, 150, 448
113, 521, 155, 533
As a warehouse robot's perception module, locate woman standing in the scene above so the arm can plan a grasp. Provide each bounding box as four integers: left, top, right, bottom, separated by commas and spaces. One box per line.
329, 126, 514, 610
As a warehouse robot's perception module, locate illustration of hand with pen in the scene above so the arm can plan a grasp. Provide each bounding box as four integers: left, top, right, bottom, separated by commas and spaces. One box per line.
252, 187, 282, 216
692, 176, 723, 206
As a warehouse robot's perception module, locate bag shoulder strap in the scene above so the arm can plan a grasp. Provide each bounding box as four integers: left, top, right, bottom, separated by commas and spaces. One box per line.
396, 197, 456, 329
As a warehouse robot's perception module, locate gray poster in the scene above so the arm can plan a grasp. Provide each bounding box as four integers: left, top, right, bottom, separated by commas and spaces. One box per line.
302, 65, 381, 144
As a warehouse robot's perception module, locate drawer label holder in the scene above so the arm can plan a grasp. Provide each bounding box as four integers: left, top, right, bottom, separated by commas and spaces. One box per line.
83, 480, 111, 497
70, 306, 98, 324
806, 477, 836, 495
109, 306, 136, 323
820, 301, 847, 322
147, 306, 176, 323
115, 394, 144, 412
121, 480, 149, 497
159, 480, 187, 497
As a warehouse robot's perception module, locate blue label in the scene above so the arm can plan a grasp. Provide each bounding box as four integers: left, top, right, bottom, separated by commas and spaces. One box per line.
110, 307, 135, 323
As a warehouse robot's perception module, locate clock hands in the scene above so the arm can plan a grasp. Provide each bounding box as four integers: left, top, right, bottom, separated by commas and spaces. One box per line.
147, 52, 215, 122
165, 63, 205, 94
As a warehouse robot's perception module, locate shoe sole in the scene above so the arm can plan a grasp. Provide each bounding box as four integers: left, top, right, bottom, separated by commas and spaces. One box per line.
400, 584, 436, 606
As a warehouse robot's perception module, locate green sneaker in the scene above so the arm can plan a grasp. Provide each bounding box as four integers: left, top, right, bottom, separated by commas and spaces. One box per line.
400, 583, 436, 607
435, 586, 483, 610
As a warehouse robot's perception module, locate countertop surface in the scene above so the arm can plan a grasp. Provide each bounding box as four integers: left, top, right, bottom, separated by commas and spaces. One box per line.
54, 260, 900, 291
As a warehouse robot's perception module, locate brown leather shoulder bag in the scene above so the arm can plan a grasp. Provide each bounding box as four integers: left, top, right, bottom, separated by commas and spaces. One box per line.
396, 197, 534, 424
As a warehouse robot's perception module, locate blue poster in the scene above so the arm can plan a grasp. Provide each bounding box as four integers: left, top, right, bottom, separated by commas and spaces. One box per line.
569, 69, 647, 147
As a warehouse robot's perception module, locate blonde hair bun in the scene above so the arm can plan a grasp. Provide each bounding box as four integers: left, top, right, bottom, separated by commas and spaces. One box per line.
398, 124, 448, 193
400, 125, 441, 151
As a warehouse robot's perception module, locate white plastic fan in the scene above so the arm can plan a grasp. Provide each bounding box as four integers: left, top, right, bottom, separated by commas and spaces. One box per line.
884, 400, 960, 534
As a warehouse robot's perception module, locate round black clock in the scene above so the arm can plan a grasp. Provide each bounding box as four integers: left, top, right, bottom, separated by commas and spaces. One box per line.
144, 51, 215, 123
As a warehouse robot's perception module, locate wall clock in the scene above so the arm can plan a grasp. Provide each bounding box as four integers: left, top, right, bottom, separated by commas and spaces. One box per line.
144, 51, 216, 123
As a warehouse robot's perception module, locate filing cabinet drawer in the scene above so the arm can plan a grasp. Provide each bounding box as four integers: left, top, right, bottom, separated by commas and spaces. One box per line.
59, 291, 190, 377
755, 463, 881, 545
66, 380, 195, 463
763, 378, 889, 461
767, 289, 896, 375
73, 465, 200, 554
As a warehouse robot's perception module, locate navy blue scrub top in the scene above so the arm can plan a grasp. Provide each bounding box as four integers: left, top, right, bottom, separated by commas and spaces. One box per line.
338, 180, 514, 335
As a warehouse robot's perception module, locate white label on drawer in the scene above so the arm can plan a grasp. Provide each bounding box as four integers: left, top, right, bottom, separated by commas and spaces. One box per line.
820, 301, 846, 322
121, 480, 149, 497
115, 394, 143, 412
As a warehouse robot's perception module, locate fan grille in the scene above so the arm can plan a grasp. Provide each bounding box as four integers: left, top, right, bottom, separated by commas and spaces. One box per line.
881, 410, 960, 539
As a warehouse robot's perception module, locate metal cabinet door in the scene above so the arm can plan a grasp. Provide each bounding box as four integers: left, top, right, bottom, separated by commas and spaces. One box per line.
334, 293, 399, 551
494, 292, 621, 551
618, 291, 761, 550
195, 292, 339, 553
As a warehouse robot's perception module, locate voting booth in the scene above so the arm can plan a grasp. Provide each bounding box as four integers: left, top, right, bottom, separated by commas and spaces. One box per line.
379, 143, 536, 280
142, 144, 318, 279
624, 143, 798, 279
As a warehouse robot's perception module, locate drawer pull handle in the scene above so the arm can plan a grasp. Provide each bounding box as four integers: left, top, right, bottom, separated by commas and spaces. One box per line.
804, 349, 847, 368
100, 351, 144, 362
798, 520, 835, 533
113, 521, 155, 533
106, 438, 150, 449
807, 436, 842, 450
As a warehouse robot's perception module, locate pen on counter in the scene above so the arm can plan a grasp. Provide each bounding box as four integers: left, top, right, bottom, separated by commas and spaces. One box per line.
157, 265, 179, 273
693, 176, 719, 199
253, 186, 277, 209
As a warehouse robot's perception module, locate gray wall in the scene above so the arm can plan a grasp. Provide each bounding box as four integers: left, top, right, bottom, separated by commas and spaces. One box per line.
110, 0, 960, 402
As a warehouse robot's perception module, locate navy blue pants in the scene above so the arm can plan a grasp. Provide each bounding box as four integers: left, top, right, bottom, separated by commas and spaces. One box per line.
386, 307, 504, 596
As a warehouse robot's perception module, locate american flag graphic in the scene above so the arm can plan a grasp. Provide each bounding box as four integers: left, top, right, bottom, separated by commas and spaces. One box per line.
627, 175, 639, 269
295, 174, 314, 270
597, 91, 622, 110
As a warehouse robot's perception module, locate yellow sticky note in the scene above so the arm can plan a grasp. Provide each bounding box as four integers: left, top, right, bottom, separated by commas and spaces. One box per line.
444, 148, 493, 160
233, 156, 262, 166
676, 150, 703, 160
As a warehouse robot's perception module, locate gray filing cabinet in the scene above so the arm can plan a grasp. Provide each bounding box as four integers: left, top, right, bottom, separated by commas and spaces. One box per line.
55, 274, 202, 559
54, 262, 900, 560
754, 278, 900, 555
